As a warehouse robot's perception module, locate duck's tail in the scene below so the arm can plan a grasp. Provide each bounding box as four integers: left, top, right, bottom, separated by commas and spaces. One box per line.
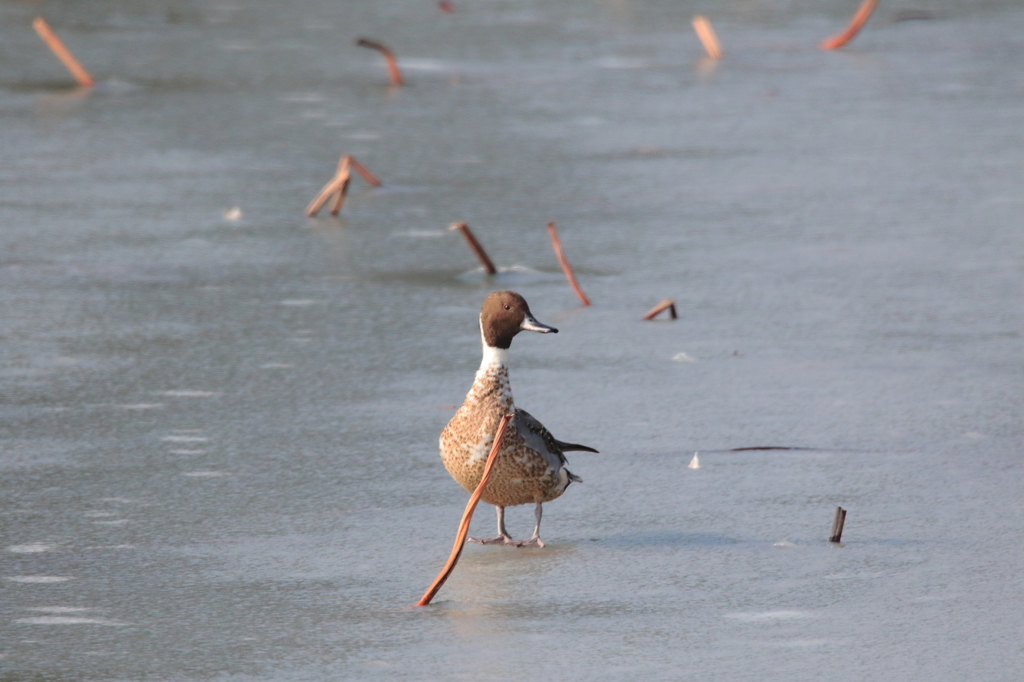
555, 439, 599, 454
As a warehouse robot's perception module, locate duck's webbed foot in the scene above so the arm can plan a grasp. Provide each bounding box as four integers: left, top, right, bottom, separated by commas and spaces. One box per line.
468, 533, 518, 546
513, 503, 546, 548
515, 536, 545, 548
469, 505, 517, 546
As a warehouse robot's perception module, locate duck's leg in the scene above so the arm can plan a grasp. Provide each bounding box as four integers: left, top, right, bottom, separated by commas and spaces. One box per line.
468, 505, 517, 545
516, 503, 546, 548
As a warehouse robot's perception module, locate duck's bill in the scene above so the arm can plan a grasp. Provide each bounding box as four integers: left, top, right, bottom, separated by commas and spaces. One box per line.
521, 313, 558, 334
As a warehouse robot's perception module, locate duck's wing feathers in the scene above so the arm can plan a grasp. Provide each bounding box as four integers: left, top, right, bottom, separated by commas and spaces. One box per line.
511, 408, 599, 472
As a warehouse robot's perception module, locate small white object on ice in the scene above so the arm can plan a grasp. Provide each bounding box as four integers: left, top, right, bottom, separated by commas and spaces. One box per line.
688, 453, 700, 469
773, 540, 796, 548
672, 352, 696, 363
224, 207, 244, 221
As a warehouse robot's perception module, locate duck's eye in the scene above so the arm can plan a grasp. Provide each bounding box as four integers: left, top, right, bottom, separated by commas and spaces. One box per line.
504, 305, 511, 310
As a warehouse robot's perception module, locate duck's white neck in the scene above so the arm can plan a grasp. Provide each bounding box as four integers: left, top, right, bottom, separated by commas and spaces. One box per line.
477, 316, 509, 376
466, 325, 513, 409
477, 344, 509, 377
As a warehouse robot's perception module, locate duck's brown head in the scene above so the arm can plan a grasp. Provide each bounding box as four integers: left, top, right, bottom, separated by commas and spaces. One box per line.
480, 290, 557, 349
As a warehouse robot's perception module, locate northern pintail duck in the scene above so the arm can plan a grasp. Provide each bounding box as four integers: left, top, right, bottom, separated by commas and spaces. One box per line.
439, 290, 597, 548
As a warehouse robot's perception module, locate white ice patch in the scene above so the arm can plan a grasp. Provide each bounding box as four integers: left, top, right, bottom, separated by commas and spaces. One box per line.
170, 449, 206, 455
771, 639, 830, 648
223, 207, 244, 221
27, 606, 91, 613
115, 403, 164, 410
398, 58, 450, 72
156, 390, 222, 397
456, 265, 563, 284
182, 471, 232, 478
6, 544, 54, 554
161, 436, 209, 443
672, 352, 697, 363
594, 57, 648, 69
6, 576, 74, 583
393, 229, 447, 238
280, 92, 326, 104
725, 610, 812, 622
220, 41, 254, 52
15, 616, 127, 626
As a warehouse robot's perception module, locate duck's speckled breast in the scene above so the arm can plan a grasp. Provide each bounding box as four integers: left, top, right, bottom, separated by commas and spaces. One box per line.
440, 363, 567, 507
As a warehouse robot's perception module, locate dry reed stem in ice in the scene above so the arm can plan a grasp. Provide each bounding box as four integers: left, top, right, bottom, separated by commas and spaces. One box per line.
547, 222, 590, 306
450, 223, 497, 275
356, 38, 404, 86
417, 414, 512, 606
820, 0, 879, 50
349, 158, 382, 187
306, 156, 351, 217
830, 506, 848, 543
32, 17, 94, 87
642, 299, 678, 320
692, 16, 722, 60
306, 156, 382, 216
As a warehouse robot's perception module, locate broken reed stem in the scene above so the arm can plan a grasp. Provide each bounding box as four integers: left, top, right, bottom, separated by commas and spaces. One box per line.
829, 506, 847, 543
306, 156, 351, 217
355, 38, 404, 86
691, 16, 722, 60
328, 176, 351, 216
547, 222, 590, 306
349, 157, 382, 187
642, 299, 677, 321
417, 414, 512, 607
820, 0, 880, 50
306, 156, 382, 216
32, 17, 94, 87
450, 223, 497, 275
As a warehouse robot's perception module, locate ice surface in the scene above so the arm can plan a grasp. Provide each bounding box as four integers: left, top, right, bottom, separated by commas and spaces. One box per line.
0, 0, 1021, 680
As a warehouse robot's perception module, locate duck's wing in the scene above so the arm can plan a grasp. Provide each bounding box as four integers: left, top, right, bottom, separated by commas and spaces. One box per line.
511, 408, 599, 471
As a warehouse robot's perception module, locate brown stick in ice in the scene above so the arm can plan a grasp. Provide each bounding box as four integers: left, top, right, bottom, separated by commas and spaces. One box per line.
820, 0, 880, 50
355, 37, 404, 86
349, 157, 383, 187
306, 156, 351, 216
691, 16, 722, 60
450, 223, 497, 275
417, 414, 512, 607
306, 156, 383, 216
32, 17, 94, 87
547, 222, 591, 306
829, 506, 847, 543
642, 299, 678, 321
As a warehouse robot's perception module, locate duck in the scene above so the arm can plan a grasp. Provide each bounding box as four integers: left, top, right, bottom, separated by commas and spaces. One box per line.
439, 290, 597, 548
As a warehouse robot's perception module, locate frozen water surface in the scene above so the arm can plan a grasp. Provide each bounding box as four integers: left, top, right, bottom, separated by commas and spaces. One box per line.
1, 0, 1022, 680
